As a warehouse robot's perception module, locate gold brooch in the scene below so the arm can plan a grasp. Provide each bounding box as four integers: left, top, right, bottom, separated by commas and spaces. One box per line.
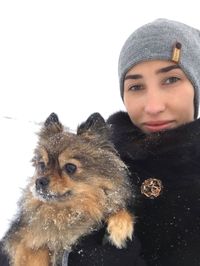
141, 178, 163, 199
171, 42, 182, 63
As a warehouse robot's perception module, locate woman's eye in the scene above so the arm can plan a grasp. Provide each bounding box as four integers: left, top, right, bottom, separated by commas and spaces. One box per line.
164, 77, 180, 85
128, 84, 144, 91
64, 163, 77, 174
37, 162, 46, 172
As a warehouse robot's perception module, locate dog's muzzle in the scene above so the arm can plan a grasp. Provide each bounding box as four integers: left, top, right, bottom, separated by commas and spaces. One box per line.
34, 177, 72, 201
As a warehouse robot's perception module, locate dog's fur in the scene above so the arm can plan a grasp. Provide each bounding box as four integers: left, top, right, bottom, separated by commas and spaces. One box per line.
2, 113, 134, 266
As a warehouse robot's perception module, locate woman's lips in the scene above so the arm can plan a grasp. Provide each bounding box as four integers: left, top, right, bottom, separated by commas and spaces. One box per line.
142, 121, 175, 132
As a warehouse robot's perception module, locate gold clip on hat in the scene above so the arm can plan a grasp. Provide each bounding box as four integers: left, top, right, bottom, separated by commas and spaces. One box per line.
172, 42, 182, 63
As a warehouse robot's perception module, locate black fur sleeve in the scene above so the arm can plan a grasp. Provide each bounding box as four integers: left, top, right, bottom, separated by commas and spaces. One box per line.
68, 227, 146, 266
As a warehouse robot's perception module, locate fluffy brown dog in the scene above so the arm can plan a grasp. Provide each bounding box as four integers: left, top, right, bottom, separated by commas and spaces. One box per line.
3, 113, 134, 266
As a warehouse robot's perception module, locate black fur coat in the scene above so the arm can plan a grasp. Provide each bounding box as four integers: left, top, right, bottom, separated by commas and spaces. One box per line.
1, 111, 200, 266
106, 111, 200, 266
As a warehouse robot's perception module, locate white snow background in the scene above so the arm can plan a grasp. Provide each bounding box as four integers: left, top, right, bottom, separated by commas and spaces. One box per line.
0, 0, 200, 239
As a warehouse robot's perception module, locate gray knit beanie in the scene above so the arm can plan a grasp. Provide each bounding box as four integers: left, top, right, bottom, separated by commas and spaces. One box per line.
118, 18, 200, 118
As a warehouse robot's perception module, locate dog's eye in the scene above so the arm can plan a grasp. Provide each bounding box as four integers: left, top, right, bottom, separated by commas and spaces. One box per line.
37, 162, 46, 172
64, 163, 77, 174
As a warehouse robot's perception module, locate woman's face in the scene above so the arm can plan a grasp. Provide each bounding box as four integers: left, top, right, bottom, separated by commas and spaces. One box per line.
123, 60, 195, 133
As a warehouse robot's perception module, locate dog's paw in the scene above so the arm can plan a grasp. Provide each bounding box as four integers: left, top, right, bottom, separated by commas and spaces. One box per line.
107, 210, 134, 249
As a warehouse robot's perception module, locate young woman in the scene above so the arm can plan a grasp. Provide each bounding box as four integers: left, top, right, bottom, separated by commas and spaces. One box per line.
68, 18, 200, 266
1, 18, 200, 266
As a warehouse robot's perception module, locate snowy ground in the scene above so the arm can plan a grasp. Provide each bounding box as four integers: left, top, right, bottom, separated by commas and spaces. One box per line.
0, 117, 40, 239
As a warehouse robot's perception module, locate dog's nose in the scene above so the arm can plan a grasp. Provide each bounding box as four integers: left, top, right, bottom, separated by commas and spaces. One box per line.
36, 177, 49, 190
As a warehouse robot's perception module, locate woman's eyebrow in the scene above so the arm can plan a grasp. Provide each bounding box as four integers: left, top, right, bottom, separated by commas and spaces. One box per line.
124, 74, 143, 80
156, 64, 180, 74
124, 65, 180, 81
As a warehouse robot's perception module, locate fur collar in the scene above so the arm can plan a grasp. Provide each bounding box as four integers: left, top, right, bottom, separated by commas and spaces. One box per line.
107, 111, 200, 161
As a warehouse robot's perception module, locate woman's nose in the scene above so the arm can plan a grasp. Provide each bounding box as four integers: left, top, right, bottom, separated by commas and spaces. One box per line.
144, 90, 166, 115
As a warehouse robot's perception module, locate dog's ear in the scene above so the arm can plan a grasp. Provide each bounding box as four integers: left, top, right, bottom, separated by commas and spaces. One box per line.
77, 113, 116, 153
77, 113, 109, 137
39, 112, 64, 138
